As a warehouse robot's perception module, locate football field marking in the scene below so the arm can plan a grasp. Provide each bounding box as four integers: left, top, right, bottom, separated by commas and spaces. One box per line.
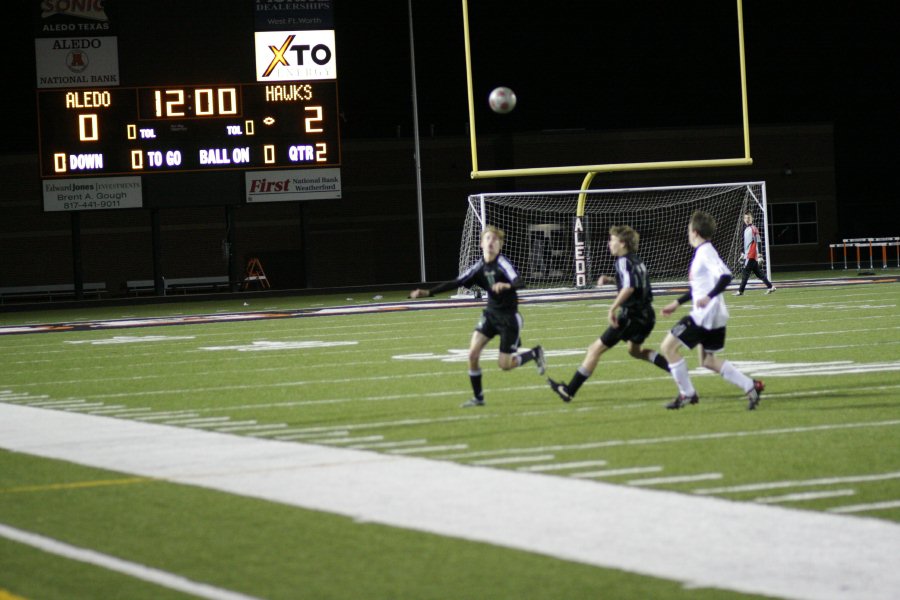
0, 523, 262, 600
3, 403, 898, 600
628, 473, 723, 486
754, 490, 856, 504
830, 500, 900, 514
439, 419, 900, 459
694, 471, 900, 495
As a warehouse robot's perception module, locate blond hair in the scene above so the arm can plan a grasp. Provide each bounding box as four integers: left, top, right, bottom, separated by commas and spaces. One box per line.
481, 225, 505, 244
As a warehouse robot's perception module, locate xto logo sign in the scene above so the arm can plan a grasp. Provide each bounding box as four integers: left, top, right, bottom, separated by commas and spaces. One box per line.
255, 30, 337, 82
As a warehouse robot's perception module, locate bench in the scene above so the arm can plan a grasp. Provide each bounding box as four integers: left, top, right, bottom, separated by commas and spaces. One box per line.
126, 276, 231, 295
0, 282, 107, 303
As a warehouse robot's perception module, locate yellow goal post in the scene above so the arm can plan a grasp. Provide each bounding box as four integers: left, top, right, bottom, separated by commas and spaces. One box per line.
461, 0, 754, 218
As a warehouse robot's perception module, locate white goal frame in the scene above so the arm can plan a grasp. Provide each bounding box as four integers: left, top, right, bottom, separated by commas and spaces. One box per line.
456, 182, 769, 294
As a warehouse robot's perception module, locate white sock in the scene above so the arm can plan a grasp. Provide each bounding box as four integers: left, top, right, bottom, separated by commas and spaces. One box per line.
669, 359, 696, 397
720, 360, 753, 393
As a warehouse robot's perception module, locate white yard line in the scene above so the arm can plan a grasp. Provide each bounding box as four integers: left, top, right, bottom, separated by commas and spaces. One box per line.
471, 455, 555, 466
628, 473, 723, 486
829, 500, 900, 514
694, 472, 900, 495
388, 444, 468, 454
271, 430, 350, 440
1, 404, 899, 600
754, 490, 856, 504
350, 439, 428, 450
571, 466, 663, 478
519, 460, 609, 472
441, 419, 900, 459
0, 523, 262, 600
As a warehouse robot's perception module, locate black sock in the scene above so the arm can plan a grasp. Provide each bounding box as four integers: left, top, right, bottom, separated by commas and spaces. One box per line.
650, 351, 670, 372
469, 369, 483, 399
516, 348, 535, 366
568, 368, 589, 396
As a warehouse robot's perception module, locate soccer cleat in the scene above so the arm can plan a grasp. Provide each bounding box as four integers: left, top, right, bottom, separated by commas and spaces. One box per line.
732, 291, 743, 296
547, 378, 572, 403
666, 392, 700, 410
460, 397, 485, 408
765, 286, 776, 294
747, 379, 765, 410
533, 345, 547, 375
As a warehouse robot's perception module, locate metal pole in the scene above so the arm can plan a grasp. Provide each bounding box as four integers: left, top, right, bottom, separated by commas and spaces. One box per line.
70, 211, 83, 300
408, 0, 427, 282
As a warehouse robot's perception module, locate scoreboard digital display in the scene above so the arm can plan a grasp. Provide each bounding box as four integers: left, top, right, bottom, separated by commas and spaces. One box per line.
35, 1, 341, 208
37, 82, 340, 177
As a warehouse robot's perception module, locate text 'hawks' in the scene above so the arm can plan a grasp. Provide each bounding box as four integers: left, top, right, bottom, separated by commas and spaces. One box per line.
265, 84, 313, 102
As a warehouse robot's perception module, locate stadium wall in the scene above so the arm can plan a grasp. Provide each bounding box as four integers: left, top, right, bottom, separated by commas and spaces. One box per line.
0, 123, 837, 296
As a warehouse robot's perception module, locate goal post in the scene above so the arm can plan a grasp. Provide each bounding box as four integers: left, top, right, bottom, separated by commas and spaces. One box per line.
456, 182, 769, 294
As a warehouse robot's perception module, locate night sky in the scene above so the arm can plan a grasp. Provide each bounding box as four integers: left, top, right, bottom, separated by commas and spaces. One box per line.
8, 1, 898, 235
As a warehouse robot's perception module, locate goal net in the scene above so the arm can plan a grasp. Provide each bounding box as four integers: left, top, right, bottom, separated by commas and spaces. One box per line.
457, 182, 768, 293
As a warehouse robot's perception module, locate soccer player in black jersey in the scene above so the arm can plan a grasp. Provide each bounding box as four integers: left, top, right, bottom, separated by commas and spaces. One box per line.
410, 226, 546, 407
547, 225, 669, 402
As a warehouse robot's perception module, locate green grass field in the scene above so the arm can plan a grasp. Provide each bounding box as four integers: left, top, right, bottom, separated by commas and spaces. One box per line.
1, 272, 899, 599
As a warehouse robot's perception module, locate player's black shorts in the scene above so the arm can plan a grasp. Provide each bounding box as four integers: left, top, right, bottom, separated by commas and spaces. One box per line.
475, 308, 522, 354
669, 315, 726, 352
743, 259, 761, 275
600, 306, 656, 347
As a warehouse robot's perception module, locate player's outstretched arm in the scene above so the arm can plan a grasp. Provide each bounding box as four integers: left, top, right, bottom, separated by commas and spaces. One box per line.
409, 289, 429, 299
662, 291, 691, 316
661, 301, 680, 316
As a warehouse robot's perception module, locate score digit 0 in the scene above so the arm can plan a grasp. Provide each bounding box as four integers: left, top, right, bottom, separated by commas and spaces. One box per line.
79, 114, 99, 141
194, 88, 238, 116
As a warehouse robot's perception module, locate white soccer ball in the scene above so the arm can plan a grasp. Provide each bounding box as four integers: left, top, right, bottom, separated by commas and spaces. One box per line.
488, 86, 517, 114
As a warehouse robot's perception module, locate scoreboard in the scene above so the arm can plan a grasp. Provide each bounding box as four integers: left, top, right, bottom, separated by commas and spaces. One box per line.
34, 1, 341, 209
37, 82, 340, 177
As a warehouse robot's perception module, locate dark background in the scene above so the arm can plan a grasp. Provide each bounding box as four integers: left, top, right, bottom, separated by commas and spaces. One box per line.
5, 1, 898, 237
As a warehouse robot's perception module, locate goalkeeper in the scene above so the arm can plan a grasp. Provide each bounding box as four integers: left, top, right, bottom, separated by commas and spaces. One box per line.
409, 225, 546, 408
547, 225, 670, 403
733, 211, 775, 295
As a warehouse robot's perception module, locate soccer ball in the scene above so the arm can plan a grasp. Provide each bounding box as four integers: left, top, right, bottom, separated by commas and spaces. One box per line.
488, 86, 517, 114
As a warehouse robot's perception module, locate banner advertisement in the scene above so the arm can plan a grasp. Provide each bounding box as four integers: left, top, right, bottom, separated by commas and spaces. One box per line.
245, 168, 341, 202
43, 177, 143, 211
254, 0, 334, 30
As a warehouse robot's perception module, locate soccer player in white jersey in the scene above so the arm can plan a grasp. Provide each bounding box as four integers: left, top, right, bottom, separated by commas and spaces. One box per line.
410, 226, 546, 407
660, 210, 765, 410
734, 211, 775, 295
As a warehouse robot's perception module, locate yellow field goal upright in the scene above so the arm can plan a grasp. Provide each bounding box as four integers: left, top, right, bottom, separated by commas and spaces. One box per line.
461, 0, 753, 187
459, 0, 755, 289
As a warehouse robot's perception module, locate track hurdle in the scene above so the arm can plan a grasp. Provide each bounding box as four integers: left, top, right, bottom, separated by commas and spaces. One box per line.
829, 237, 900, 270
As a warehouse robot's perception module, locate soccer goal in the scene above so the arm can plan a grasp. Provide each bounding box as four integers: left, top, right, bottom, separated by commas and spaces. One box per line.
457, 182, 769, 293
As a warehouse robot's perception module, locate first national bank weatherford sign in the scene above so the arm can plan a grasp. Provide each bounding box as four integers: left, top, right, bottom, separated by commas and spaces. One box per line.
246, 168, 341, 203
